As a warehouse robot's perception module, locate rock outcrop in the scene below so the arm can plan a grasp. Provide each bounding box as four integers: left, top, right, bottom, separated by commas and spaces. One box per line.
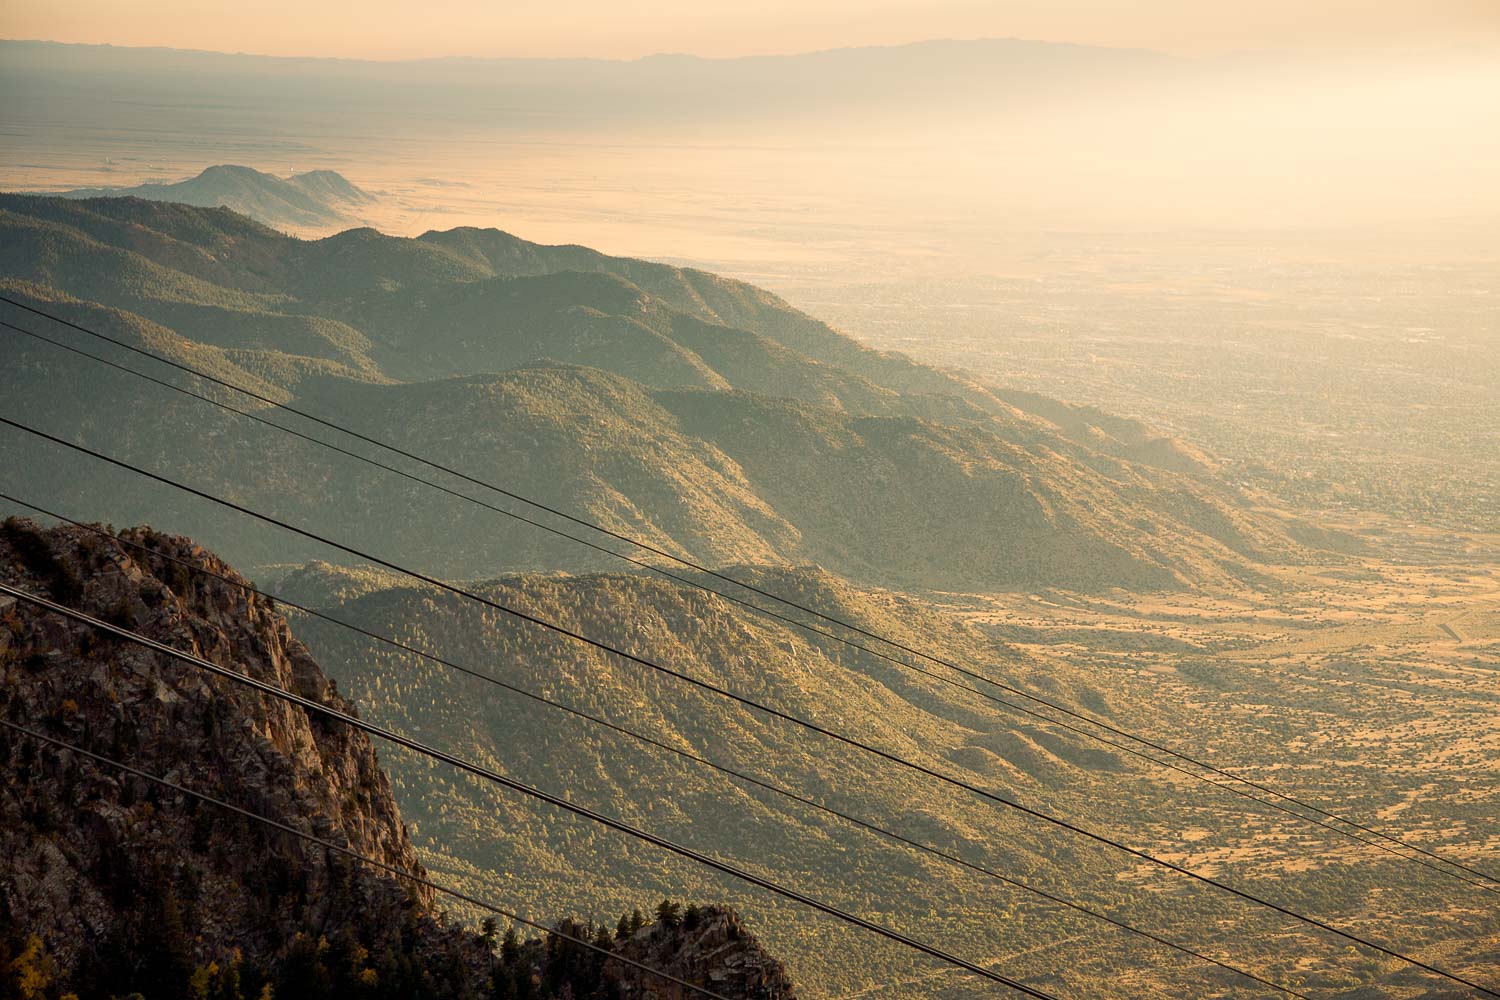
0, 518, 798, 999
0, 517, 461, 991
609, 907, 797, 1000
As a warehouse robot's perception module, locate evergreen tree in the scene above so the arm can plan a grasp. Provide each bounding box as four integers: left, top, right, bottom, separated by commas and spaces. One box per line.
655, 900, 681, 931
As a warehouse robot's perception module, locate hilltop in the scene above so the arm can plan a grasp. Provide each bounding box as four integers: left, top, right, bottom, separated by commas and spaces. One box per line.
0, 193, 1314, 592
54, 164, 375, 232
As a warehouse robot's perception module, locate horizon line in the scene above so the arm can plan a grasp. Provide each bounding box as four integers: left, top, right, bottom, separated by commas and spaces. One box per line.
4, 33, 1488, 68
0, 33, 1281, 66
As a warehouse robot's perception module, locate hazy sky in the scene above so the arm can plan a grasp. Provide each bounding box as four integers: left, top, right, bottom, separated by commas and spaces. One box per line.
4, 0, 1499, 60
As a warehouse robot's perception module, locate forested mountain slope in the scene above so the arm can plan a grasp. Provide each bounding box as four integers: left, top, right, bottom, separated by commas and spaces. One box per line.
0, 194, 1312, 592
256, 557, 1192, 998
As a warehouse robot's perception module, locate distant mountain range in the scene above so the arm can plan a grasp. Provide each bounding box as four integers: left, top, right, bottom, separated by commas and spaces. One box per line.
0, 37, 1182, 124
0, 192, 1310, 591
55, 164, 375, 231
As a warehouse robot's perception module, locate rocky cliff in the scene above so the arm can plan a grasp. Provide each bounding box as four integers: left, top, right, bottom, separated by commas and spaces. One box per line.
0, 516, 462, 993
0, 518, 797, 999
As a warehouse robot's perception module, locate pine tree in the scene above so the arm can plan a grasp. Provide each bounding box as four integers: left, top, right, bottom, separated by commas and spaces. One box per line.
655, 900, 681, 931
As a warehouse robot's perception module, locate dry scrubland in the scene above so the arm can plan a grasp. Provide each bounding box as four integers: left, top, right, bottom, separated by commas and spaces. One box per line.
918, 520, 1500, 997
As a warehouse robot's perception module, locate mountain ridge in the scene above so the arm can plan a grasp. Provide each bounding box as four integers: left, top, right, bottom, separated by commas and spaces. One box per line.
0, 192, 1313, 591
54, 164, 376, 233
1, 35, 1176, 66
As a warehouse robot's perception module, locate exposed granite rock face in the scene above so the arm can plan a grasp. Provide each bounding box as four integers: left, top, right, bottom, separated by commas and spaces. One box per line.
0, 517, 436, 978
608, 907, 797, 1000
0, 518, 799, 999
